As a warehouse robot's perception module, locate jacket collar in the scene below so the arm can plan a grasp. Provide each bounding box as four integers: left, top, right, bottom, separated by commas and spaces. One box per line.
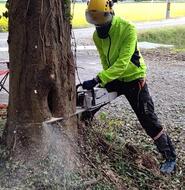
108, 16, 116, 35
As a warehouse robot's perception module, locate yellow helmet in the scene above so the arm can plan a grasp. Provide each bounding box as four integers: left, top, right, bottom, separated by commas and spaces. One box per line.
85, 0, 114, 25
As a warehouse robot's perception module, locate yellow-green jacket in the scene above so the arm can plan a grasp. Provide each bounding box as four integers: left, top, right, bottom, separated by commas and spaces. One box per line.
93, 16, 147, 87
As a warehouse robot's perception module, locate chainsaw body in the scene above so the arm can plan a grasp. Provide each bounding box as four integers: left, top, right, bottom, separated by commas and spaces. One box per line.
76, 85, 117, 111
44, 85, 117, 125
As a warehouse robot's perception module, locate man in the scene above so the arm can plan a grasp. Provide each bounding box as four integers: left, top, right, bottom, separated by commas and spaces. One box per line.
82, 0, 176, 174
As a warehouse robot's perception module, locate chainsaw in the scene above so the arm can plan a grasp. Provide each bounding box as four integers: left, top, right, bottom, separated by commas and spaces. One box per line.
76, 84, 117, 121
76, 84, 117, 110
44, 84, 117, 124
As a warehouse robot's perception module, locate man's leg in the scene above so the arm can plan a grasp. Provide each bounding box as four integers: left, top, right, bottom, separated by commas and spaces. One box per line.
124, 80, 176, 174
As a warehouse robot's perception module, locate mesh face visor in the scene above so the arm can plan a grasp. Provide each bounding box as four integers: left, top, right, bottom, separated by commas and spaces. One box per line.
85, 10, 112, 25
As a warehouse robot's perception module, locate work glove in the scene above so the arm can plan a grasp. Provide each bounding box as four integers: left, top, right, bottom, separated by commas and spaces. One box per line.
82, 77, 100, 90
160, 159, 176, 174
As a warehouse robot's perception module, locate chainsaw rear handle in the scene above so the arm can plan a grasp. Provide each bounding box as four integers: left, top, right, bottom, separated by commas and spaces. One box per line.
76, 83, 83, 91
76, 83, 95, 92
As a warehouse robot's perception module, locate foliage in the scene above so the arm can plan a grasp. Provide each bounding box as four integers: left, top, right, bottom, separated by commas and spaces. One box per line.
0, 16, 7, 32
138, 26, 185, 49
1, 2, 185, 30
71, 2, 185, 28
0, 3, 6, 14
0, 2, 8, 32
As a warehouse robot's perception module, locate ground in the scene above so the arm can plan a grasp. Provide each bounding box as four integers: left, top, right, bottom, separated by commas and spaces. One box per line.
80, 48, 185, 189
0, 47, 185, 189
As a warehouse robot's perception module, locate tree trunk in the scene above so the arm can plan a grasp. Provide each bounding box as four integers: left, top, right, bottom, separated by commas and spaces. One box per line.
3, 0, 76, 154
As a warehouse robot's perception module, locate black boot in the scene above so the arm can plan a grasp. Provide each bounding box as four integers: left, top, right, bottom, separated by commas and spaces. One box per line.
154, 133, 176, 174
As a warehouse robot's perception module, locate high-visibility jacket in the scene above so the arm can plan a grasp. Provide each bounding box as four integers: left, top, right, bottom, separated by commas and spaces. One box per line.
93, 16, 147, 87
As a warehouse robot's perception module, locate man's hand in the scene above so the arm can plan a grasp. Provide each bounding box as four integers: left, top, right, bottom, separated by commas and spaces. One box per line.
82, 77, 99, 90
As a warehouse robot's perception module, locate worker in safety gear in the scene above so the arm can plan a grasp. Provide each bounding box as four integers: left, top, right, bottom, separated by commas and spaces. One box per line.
82, 0, 176, 174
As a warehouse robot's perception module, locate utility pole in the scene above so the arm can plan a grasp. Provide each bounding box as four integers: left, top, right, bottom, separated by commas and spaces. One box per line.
166, 0, 171, 19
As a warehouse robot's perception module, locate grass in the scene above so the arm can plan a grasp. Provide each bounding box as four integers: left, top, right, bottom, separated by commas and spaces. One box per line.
138, 26, 185, 49
0, 3, 7, 32
0, 3, 5, 12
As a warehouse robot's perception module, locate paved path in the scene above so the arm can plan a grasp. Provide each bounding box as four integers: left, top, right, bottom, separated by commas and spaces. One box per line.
1, 16, 185, 51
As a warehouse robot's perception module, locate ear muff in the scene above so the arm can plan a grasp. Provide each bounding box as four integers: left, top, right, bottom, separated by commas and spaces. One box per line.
87, 0, 113, 12
109, 0, 114, 9
109, 0, 114, 15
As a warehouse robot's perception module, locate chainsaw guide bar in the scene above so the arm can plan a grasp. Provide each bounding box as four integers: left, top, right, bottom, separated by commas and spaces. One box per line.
43, 85, 117, 124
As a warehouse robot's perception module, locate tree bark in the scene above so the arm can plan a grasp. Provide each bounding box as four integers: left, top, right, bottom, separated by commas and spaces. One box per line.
3, 0, 76, 153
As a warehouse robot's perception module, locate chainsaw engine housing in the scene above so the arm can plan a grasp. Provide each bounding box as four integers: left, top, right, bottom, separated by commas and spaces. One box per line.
76, 86, 117, 110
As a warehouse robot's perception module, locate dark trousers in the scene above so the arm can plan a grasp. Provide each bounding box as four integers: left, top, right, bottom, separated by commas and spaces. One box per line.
104, 79, 163, 139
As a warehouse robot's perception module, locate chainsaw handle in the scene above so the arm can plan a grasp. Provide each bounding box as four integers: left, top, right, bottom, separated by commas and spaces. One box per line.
76, 83, 83, 91
91, 88, 95, 106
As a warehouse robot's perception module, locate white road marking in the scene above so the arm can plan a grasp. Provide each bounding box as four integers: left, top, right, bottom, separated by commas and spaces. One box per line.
0, 47, 8, 51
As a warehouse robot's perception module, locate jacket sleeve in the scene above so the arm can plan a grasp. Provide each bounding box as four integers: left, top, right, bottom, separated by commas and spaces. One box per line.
93, 33, 109, 70
97, 25, 137, 86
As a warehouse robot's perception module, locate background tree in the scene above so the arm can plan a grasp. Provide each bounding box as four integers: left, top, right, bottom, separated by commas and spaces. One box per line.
2, 0, 76, 157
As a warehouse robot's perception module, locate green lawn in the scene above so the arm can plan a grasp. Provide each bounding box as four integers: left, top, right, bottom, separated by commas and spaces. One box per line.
0, 2, 5, 11
138, 26, 185, 49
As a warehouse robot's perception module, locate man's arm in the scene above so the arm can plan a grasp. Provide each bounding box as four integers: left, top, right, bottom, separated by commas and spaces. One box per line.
97, 25, 137, 87
93, 33, 109, 70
